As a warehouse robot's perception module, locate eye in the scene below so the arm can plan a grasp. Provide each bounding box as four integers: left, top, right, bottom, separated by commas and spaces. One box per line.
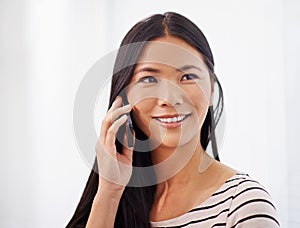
138, 76, 158, 83
181, 73, 200, 81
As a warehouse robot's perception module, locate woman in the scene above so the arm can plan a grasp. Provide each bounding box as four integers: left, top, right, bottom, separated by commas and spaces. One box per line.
67, 12, 279, 227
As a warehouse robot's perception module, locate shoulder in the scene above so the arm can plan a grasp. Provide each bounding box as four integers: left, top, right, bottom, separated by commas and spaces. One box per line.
227, 173, 280, 227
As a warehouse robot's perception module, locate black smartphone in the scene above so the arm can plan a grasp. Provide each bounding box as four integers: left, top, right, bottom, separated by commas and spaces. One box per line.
120, 93, 134, 148
126, 113, 134, 147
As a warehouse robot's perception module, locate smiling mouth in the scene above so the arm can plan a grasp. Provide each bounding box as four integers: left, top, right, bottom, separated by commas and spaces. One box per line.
153, 114, 191, 123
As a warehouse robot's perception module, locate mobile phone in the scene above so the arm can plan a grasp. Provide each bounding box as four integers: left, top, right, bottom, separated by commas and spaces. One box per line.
126, 113, 134, 147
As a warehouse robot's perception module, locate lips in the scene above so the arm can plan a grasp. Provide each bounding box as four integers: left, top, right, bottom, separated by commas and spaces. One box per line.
153, 113, 191, 124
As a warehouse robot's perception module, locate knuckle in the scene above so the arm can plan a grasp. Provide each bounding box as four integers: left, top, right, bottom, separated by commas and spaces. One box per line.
103, 115, 112, 124
109, 112, 116, 121
107, 127, 115, 135
101, 117, 108, 124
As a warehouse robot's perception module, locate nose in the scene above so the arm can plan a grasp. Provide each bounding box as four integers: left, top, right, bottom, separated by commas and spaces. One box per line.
157, 80, 184, 107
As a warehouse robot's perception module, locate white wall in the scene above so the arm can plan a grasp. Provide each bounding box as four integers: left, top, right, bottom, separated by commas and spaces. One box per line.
0, 0, 299, 227
283, 0, 300, 227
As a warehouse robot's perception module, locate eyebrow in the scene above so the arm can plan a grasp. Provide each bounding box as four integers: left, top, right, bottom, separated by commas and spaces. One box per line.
134, 65, 203, 74
179, 65, 203, 72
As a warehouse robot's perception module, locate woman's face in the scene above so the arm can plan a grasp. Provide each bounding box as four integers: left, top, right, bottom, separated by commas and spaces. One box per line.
126, 36, 212, 148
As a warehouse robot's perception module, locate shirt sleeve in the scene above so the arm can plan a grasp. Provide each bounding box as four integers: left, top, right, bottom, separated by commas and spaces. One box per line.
226, 177, 280, 228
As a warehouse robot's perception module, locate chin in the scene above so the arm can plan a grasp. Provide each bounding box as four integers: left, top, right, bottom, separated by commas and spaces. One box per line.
153, 131, 199, 148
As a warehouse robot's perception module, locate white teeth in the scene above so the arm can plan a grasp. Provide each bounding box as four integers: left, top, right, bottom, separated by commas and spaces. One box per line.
157, 115, 187, 123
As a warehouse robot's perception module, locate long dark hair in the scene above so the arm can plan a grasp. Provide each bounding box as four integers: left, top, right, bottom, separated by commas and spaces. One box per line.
67, 12, 224, 227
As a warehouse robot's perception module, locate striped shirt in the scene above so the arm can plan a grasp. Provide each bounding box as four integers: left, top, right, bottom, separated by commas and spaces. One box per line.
150, 173, 280, 227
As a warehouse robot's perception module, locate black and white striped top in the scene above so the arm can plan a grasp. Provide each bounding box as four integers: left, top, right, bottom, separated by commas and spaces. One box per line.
150, 173, 280, 227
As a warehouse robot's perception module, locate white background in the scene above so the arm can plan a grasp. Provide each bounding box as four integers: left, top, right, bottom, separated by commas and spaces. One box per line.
0, 0, 299, 227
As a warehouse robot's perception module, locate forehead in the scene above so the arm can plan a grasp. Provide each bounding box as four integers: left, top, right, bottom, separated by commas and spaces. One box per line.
135, 36, 207, 71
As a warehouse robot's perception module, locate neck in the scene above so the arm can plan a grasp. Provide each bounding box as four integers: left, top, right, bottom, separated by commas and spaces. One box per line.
151, 137, 213, 190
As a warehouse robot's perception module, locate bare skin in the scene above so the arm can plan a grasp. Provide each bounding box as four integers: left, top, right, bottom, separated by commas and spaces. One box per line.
127, 36, 237, 221
150, 149, 237, 221
86, 96, 134, 228
86, 35, 237, 227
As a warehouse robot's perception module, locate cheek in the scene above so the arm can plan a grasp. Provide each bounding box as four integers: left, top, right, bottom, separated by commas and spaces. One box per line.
130, 99, 155, 126
189, 90, 210, 118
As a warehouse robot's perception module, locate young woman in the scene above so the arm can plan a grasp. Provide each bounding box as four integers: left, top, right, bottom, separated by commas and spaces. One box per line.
67, 12, 280, 227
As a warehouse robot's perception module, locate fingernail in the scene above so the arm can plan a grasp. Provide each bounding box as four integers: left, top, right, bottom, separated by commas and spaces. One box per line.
115, 96, 121, 102
123, 103, 131, 109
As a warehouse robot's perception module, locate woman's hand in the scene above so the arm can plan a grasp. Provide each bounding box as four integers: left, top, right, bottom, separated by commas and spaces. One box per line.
95, 96, 134, 191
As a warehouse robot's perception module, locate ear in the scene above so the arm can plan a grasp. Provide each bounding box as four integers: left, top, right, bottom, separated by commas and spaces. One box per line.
209, 80, 215, 106
209, 71, 216, 106
209, 92, 214, 106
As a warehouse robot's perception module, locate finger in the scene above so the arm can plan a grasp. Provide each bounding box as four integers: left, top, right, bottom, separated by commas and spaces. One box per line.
110, 96, 122, 111
105, 114, 128, 147
109, 104, 132, 123
99, 96, 122, 143
100, 104, 132, 142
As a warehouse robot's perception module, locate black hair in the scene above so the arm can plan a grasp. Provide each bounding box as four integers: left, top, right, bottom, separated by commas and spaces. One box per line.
66, 11, 223, 227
